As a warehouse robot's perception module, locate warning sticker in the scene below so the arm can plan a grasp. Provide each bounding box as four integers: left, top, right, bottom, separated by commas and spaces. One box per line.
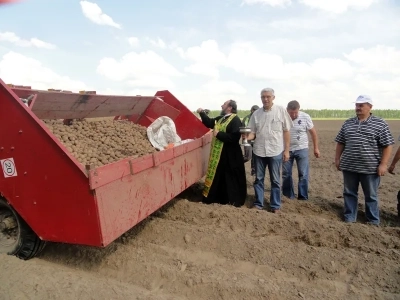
1, 158, 18, 178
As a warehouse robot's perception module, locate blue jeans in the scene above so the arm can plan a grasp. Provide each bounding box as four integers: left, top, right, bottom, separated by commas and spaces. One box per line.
253, 153, 282, 210
282, 149, 309, 200
342, 171, 380, 225
250, 145, 255, 175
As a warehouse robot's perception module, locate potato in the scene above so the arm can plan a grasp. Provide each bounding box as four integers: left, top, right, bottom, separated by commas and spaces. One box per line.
43, 119, 156, 167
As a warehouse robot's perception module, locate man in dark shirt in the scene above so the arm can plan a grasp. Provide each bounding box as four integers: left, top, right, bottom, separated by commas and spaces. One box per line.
335, 95, 395, 225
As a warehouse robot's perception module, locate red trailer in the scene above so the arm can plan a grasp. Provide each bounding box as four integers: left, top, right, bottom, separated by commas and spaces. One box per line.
0, 79, 212, 260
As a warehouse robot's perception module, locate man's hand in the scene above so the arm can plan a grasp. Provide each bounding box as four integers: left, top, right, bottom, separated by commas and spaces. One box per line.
213, 129, 219, 137
314, 148, 320, 158
377, 163, 388, 176
283, 150, 290, 162
335, 159, 341, 171
196, 108, 203, 114
389, 164, 396, 174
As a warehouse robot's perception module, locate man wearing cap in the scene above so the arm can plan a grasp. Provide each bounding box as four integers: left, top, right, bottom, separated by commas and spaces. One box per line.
241, 105, 260, 175
335, 95, 395, 225
282, 100, 320, 200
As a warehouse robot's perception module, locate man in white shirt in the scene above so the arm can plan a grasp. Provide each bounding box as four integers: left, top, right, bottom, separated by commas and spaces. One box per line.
282, 100, 320, 201
246, 88, 293, 213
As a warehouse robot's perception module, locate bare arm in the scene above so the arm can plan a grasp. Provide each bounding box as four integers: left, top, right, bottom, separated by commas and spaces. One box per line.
246, 114, 256, 141
308, 127, 319, 150
283, 130, 290, 153
376, 145, 393, 176
380, 145, 393, 166
247, 133, 256, 140
309, 127, 320, 157
335, 143, 344, 170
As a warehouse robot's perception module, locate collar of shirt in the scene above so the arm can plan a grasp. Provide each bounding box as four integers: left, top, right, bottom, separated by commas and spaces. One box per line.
263, 104, 274, 112
222, 113, 232, 119
353, 113, 373, 124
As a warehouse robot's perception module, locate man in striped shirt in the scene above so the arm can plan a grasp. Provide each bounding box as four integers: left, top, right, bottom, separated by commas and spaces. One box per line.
335, 95, 395, 225
282, 100, 320, 200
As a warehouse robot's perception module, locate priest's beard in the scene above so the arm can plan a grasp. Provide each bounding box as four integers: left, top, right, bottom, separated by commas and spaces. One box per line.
220, 110, 226, 116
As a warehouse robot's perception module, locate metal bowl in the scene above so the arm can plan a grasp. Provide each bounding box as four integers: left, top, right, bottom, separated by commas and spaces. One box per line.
239, 127, 252, 133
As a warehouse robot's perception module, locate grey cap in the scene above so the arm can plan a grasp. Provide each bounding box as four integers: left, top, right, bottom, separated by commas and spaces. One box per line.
251, 105, 260, 111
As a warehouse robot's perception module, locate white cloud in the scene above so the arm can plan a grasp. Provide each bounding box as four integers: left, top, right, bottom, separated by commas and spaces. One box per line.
127, 37, 139, 47
267, 17, 334, 32
177, 40, 226, 65
242, 0, 378, 12
146, 37, 166, 49
242, 0, 291, 7
96, 50, 183, 89
299, 0, 377, 13
308, 58, 354, 81
203, 80, 247, 95
177, 40, 226, 79
176, 80, 248, 111
184, 63, 220, 78
178, 40, 387, 83
126, 88, 157, 96
344, 45, 400, 75
0, 51, 89, 91
0, 38, 397, 112
80, 1, 121, 29
176, 39, 399, 109
0, 32, 56, 49
225, 42, 288, 79
127, 77, 175, 89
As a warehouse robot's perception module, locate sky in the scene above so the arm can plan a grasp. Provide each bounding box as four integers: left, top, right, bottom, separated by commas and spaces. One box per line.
0, 0, 399, 111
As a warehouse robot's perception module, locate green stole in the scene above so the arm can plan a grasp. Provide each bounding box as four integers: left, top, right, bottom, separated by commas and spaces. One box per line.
203, 114, 236, 197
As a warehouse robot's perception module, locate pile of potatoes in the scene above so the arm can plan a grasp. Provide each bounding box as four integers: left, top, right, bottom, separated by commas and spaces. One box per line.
43, 119, 156, 167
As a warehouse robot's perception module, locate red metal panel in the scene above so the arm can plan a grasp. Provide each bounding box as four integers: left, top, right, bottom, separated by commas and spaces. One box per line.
130, 154, 154, 174
140, 98, 180, 122
0, 79, 103, 246
137, 115, 156, 128
202, 131, 213, 145
89, 139, 203, 190
173, 143, 185, 157
88, 159, 131, 190
154, 90, 210, 140
10, 88, 155, 119
173, 138, 202, 158
94, 143, 211, 246
28, 94, 37, 109
153, 147, 174, 166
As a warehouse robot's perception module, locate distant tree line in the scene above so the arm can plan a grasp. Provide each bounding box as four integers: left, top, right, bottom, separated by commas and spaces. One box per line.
194, 109, 400, 119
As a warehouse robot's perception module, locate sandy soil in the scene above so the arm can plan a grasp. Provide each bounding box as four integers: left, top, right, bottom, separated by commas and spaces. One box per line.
1, 120, 400, 300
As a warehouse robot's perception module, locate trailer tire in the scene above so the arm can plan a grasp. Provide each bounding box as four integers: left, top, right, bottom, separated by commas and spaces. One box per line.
0, 198, 46, 260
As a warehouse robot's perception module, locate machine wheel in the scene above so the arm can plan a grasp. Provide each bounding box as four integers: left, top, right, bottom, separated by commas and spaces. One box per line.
0, 198, 46, 260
